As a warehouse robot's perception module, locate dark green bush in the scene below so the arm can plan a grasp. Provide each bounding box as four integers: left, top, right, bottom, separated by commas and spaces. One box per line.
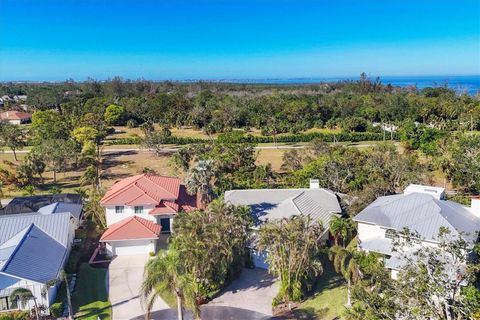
49, 302, 63, 318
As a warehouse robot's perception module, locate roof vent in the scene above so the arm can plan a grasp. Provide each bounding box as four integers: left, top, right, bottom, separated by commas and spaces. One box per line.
309, 179, 320, 189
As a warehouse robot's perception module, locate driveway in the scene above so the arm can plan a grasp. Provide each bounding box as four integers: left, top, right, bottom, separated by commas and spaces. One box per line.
109, 254, 172, 320
207, 268, 279, 317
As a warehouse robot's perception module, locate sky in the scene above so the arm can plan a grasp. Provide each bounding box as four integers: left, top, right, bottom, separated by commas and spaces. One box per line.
0, 0, 479, 81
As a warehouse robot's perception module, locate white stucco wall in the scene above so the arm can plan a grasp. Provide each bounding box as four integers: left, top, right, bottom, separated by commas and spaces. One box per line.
106, 239, 156, 256
105, 204, 157, 226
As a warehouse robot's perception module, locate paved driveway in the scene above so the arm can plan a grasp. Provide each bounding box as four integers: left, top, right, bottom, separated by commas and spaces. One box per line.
207, 268, 279, 317
109, 254, 171, 320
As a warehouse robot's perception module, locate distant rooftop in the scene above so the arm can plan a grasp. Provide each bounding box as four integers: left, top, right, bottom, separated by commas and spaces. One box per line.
1, 193, 82, 216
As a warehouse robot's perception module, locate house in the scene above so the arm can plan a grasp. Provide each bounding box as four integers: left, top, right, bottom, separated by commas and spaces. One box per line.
13, 95, 27, 103
0, 213, 74, 313
0, 111, 32, 125
225, 179, 342, 268
99, 174, 198, 256
1, 194, 84, 228
353, 184, 480, 279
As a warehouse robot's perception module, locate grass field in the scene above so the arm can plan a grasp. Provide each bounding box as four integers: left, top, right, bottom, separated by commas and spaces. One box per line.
73, 263, 112, 320
0, 150, 175, 197
294, 260, 348, 319
256, 148, 287, 171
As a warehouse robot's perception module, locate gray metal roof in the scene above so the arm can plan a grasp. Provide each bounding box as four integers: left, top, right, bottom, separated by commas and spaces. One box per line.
225, 188, 342, 229
0, 212, 71, 247
354, 193, 480, 242
1, 224, 67, 283
0, 193, 82, 215
38, 202, 83, 220
358, 236, 393, 256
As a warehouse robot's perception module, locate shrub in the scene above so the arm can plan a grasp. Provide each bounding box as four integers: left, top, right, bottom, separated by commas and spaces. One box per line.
48, 186, 62, 194
64, 247, 82, 273
49, 302, 63, 318
126, 119, 138, 128
0, 311, 30, 320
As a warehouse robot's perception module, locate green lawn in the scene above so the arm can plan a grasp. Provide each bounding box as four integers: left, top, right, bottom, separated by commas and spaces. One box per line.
294, 260, 348, 319
73, 263, 112, 320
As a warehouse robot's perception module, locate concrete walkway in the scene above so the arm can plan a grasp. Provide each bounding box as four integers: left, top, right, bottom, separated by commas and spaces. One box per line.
109, 254, 172, 320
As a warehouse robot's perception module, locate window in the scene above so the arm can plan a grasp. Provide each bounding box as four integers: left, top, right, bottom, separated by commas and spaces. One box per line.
0, 296, 10, 311
385, 229, 396, 240
115, 206, 124, 214
134, 206, 144, 214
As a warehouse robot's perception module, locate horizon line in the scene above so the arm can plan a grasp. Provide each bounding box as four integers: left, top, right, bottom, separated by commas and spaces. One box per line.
1, 73, 479, 84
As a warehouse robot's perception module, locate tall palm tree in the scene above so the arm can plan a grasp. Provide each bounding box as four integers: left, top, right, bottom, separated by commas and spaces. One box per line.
9, 287, 40, 320
141, 250, 198, 320
185, 160, 216, 209
329, 216, 353, 247
328, 246, 362, 307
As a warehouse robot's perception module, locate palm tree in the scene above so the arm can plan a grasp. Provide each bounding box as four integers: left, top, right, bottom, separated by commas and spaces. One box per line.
9, 287, 40, 320
329, 216, 353, 247
328, 246, 362, 306
141, 250, 198, 320
185, 160, 216, 209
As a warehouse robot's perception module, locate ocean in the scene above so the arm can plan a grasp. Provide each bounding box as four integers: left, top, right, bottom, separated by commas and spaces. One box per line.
219, 75, 480, 95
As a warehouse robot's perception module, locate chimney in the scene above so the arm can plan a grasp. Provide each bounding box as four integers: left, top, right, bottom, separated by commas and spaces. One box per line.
309, 179, 320, 189
471, 197, 480, 218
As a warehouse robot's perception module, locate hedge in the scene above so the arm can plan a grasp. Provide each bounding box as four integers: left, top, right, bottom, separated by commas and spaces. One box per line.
104, 131, 397, 145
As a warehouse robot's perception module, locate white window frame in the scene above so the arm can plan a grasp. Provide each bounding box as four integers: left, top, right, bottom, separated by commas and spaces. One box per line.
134, 206, 144, 214
115, 206, 124, 214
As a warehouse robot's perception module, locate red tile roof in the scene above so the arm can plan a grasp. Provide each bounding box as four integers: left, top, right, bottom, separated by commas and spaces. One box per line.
101, 174, 181, 206
0, 111, 32, 120
100, 216, 161, 241
149, 201, 178, 215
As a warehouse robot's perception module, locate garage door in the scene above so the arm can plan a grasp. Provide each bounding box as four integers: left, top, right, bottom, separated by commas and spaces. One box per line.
251, 249, 269, 269
112, 240, 154, 256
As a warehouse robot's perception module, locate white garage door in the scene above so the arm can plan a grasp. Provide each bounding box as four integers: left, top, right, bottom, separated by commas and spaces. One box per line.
112, 240, 154, 256
251, 249, 269, 269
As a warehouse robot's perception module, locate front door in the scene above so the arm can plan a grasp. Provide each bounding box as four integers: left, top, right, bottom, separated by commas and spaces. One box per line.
160, 217, 171, 233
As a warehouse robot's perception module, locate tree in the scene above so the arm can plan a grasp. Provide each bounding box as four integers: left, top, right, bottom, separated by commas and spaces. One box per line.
104, 104, 127, 125
25, 150, 46, 182
341, 117, 369, 132
185, 160, 216, 208
143, 201, 252, 319
328, 246, 362, 306
0, 121, 26, 161
141, 126, 172, 156
329, 216, 353, 247
73, 126, 105, 189
141, 250, 191, 320
441, 134, 480, 193
31, 110, 70, 142
32, 139, 77, 182
9, 287, 40, 320
349, 228, 479, 319
281, 149, 305, 172
83, 189, 107, 229
399, 121, 443, 156
257, 215, 324, 303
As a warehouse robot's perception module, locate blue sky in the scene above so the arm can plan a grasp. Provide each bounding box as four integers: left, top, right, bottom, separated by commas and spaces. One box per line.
0, 0, 479, 81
